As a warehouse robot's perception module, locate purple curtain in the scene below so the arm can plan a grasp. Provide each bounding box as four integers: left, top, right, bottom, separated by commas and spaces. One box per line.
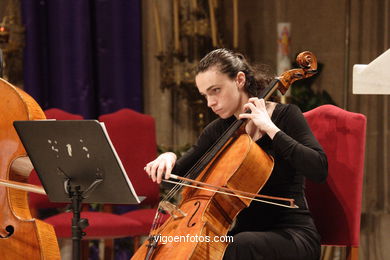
21, 0, 142, 119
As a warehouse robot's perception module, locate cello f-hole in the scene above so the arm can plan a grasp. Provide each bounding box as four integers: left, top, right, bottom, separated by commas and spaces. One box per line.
0, 225, 14, 238
187, 201, 201, 228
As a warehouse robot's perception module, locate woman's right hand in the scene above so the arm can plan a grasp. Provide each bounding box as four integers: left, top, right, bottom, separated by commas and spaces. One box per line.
144, 152, 177, 184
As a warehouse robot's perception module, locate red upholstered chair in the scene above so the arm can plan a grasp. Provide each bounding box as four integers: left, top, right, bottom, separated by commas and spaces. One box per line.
28, 108, 143, 259
44, 108, 84, 120
98, 109, 169, 246
303, 105, 366, 260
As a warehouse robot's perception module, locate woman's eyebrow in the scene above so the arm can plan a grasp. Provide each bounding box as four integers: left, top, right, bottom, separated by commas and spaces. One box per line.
205, 85, 218, 92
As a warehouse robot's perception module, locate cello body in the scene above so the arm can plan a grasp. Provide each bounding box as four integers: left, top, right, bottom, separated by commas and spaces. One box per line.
0, 79, 60, 259
131, 132, 274, 260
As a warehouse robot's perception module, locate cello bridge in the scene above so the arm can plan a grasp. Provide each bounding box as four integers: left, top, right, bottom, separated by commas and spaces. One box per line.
159, 201, 187, 220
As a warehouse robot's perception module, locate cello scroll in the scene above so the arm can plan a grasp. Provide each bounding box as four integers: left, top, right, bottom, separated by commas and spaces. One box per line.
277, 51, 318, 94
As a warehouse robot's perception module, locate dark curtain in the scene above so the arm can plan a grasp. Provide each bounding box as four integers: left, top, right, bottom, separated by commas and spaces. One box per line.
21, 0, 142, 119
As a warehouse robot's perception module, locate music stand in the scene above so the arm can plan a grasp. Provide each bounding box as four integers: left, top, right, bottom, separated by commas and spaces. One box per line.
14, 120, 144, 260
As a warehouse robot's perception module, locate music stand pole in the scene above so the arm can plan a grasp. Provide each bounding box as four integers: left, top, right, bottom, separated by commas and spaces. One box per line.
69, 185, 87, 260
65, 177, 102, 260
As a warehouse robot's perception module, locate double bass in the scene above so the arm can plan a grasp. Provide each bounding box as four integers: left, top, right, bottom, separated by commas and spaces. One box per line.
132, 52, 318, 260
0, 78, 60, 259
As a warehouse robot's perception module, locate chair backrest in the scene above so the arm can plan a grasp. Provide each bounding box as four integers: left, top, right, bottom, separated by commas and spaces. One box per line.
98, 109, 160, 206
28, 108, 84, 211
303, 105, 366, 247
44, 108, 84, 121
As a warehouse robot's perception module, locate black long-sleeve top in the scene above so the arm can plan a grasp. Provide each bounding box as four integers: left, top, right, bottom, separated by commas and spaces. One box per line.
172, 103, 328, 234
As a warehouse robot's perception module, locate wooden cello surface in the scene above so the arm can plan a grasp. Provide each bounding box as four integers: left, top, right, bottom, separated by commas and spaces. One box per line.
0, 78, 60, 259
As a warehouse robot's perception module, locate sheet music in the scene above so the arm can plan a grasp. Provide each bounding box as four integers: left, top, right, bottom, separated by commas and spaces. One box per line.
99, 122, 141, 204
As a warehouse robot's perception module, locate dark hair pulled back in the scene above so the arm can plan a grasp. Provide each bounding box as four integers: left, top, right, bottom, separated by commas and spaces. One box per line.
196, 48, 274, 97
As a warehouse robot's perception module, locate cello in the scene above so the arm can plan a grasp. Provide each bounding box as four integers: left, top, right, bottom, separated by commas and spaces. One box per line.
131, 51, 318, 260
0, 78, 61, 259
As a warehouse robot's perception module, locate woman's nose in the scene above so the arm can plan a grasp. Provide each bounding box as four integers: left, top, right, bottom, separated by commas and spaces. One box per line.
207, 96, 216, 107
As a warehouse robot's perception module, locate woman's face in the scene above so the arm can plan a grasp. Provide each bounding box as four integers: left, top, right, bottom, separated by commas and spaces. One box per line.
195, 68, 248, 119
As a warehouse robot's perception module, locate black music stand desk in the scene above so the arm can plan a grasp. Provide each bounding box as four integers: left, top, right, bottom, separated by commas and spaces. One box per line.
14, 120, 144, 260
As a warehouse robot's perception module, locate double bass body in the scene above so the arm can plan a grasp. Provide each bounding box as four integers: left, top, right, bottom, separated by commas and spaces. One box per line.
132, 133, 274, 260
0, 79, 60, 259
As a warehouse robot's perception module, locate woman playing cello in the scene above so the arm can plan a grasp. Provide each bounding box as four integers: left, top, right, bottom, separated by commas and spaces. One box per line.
145, 48, 327, 260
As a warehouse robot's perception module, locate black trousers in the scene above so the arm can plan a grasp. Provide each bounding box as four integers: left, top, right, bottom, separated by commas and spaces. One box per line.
223, 229, 321, 260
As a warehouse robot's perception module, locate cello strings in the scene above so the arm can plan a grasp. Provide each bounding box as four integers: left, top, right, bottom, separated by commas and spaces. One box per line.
149, 181, 183, 230
162, 119, 244, 201
149, 206, 165, 234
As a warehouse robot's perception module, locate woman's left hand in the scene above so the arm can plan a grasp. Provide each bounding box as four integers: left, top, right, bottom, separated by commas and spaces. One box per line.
239, 98, 280, 139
